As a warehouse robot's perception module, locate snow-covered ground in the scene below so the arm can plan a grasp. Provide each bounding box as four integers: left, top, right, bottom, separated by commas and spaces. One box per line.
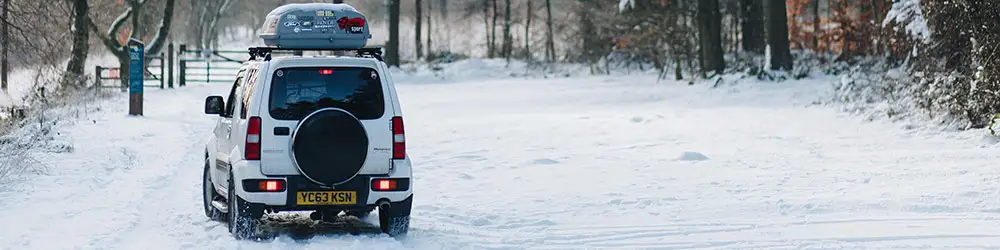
1, 61, 1000, 249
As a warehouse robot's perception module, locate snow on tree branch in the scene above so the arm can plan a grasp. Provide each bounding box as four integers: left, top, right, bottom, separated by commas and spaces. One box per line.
883, 0, 930, 42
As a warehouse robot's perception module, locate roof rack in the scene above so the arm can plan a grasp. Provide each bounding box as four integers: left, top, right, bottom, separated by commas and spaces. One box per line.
248, 47, 384, 62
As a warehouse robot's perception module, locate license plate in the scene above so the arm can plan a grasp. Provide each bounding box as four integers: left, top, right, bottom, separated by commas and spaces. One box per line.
296, 191, 357, 205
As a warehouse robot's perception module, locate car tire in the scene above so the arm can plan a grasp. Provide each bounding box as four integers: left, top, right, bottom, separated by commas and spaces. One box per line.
202, 160, 225, 221
378, 196, 412, 237
227, 173, 261, 240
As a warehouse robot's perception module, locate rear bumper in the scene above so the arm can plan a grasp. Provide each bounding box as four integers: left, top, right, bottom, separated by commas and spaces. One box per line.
231, 159, 413, 208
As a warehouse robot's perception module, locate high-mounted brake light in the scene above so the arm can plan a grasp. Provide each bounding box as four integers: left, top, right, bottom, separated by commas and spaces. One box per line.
392, 116, 405, 159
246, 117, 262, 160
318, 69, 334, 75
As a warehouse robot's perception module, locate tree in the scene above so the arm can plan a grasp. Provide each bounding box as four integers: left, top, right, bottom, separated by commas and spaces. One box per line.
698, 0, 725, 75
502, 0, 511, 62
766, 0, 793, 70
812, 0, 820, 50
490, 0, 498, 58
484, 0, 493, 58
415, 0, 423, 59
2, 0, 8, 92
386, 0, 401, 66
90, 0, 176, 88
741, 0, 765, 53
544, 0, 555, 62
524, 0, 532, 61
427, 0, 433, 57
63, 0, 90, 87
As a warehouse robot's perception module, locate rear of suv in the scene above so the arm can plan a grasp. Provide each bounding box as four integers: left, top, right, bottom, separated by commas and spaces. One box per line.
203, 54, 412, 239
200, 3, 411, 240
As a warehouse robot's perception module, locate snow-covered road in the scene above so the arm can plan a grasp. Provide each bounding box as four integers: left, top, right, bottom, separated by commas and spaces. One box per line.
2, 68, 1000, 249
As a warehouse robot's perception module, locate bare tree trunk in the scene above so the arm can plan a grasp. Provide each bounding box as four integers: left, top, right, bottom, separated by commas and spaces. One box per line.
502, 0, 511, 62
415, 0, 423, 60
813, 0, 820, 51
484, 0, 492, 57
144, 0, 175, 63
544, 0, 554, 62
64, 0, 90, 87
524, 0, 532, 61
2, 0, 9, 92
766, 0, 793, 70
741, 0, 764, 53
206, 0, 233, 50
698, 0, 725, 75
427, 0, 432, 57
490, 0, 498, 58
386, 0, 401, 66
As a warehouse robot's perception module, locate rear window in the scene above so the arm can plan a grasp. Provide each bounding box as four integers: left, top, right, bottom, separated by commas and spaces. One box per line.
268, 67, 385, 120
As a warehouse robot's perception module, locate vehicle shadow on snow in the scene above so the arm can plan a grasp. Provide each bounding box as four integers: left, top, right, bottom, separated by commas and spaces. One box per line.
257, 212, 384, 240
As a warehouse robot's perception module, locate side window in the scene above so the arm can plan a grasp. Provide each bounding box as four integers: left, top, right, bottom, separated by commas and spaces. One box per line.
225, 71, 245, 118
240, 69, 259, 119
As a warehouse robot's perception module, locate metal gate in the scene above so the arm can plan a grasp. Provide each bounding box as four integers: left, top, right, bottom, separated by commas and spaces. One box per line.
177, 44, 247, 86
94, 53, 168, 89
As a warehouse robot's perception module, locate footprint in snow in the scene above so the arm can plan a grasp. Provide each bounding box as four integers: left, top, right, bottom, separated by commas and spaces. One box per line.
676, 151, 709, 161
533, 158, 559, 165
458, 172, 474, 180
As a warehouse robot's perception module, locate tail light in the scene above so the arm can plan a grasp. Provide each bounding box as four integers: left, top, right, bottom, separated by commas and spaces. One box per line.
246, 116, 261, 160
242, 179, 286, 192
371, 178, 409, 191
392, 116, 405, 159
258, 180, 284, 192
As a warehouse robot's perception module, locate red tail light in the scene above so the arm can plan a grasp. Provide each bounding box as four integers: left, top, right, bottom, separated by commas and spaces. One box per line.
258, 180, 284, 192
373, 179, 397, 191
392, 116, 405, 159
246, 116, 261, 160
318, 69, 334, 75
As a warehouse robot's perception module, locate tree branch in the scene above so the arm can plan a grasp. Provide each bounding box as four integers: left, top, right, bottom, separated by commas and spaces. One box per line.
106, 8, 133, 39
88, 18, 124, 56
145, 0, 176, 57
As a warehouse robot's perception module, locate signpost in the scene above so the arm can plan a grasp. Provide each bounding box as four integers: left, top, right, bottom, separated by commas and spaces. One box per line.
128, 38, 144, 116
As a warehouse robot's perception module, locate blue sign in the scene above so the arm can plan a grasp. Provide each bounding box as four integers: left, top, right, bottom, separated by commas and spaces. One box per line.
128, 42, 144, 94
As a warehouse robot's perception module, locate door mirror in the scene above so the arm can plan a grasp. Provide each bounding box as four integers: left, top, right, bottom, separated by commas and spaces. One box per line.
205, 96, 224, 115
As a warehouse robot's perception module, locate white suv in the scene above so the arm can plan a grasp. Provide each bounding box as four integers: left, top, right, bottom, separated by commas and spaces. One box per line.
201, 47, 412, 239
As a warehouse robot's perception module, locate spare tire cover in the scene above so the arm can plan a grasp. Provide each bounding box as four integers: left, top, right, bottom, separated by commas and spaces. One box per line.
292, 108, 369, 186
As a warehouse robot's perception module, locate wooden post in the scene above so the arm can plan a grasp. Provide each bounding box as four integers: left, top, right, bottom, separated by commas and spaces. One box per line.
179, 60, 186, 87
94, 66, 101, 87
168, 43, 174, 88
128, 38, 145, 116
159, 54, 165, 89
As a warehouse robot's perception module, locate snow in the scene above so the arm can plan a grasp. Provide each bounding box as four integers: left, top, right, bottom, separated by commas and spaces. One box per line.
883, 0, 930, 42
2, 59, 1000, 249
618, 0, 634, 12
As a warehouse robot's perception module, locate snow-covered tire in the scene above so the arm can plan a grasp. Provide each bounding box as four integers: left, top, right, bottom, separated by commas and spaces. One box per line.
202, 160, 225, 221
227, 174, 262, 240
378, 196, 412, 237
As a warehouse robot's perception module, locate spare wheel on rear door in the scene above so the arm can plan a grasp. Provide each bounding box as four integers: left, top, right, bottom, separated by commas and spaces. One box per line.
291, 108, 369, 186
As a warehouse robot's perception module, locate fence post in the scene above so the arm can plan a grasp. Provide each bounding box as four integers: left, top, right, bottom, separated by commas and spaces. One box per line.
159, 54, 165, 89
168, 43, 174, 88
94, 66, 100, 88
206, 59, 211, 83
179, 60, 186, 87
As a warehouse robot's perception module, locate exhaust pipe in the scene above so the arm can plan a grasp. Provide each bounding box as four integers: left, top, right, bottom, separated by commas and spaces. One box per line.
377, 199, 391, 211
